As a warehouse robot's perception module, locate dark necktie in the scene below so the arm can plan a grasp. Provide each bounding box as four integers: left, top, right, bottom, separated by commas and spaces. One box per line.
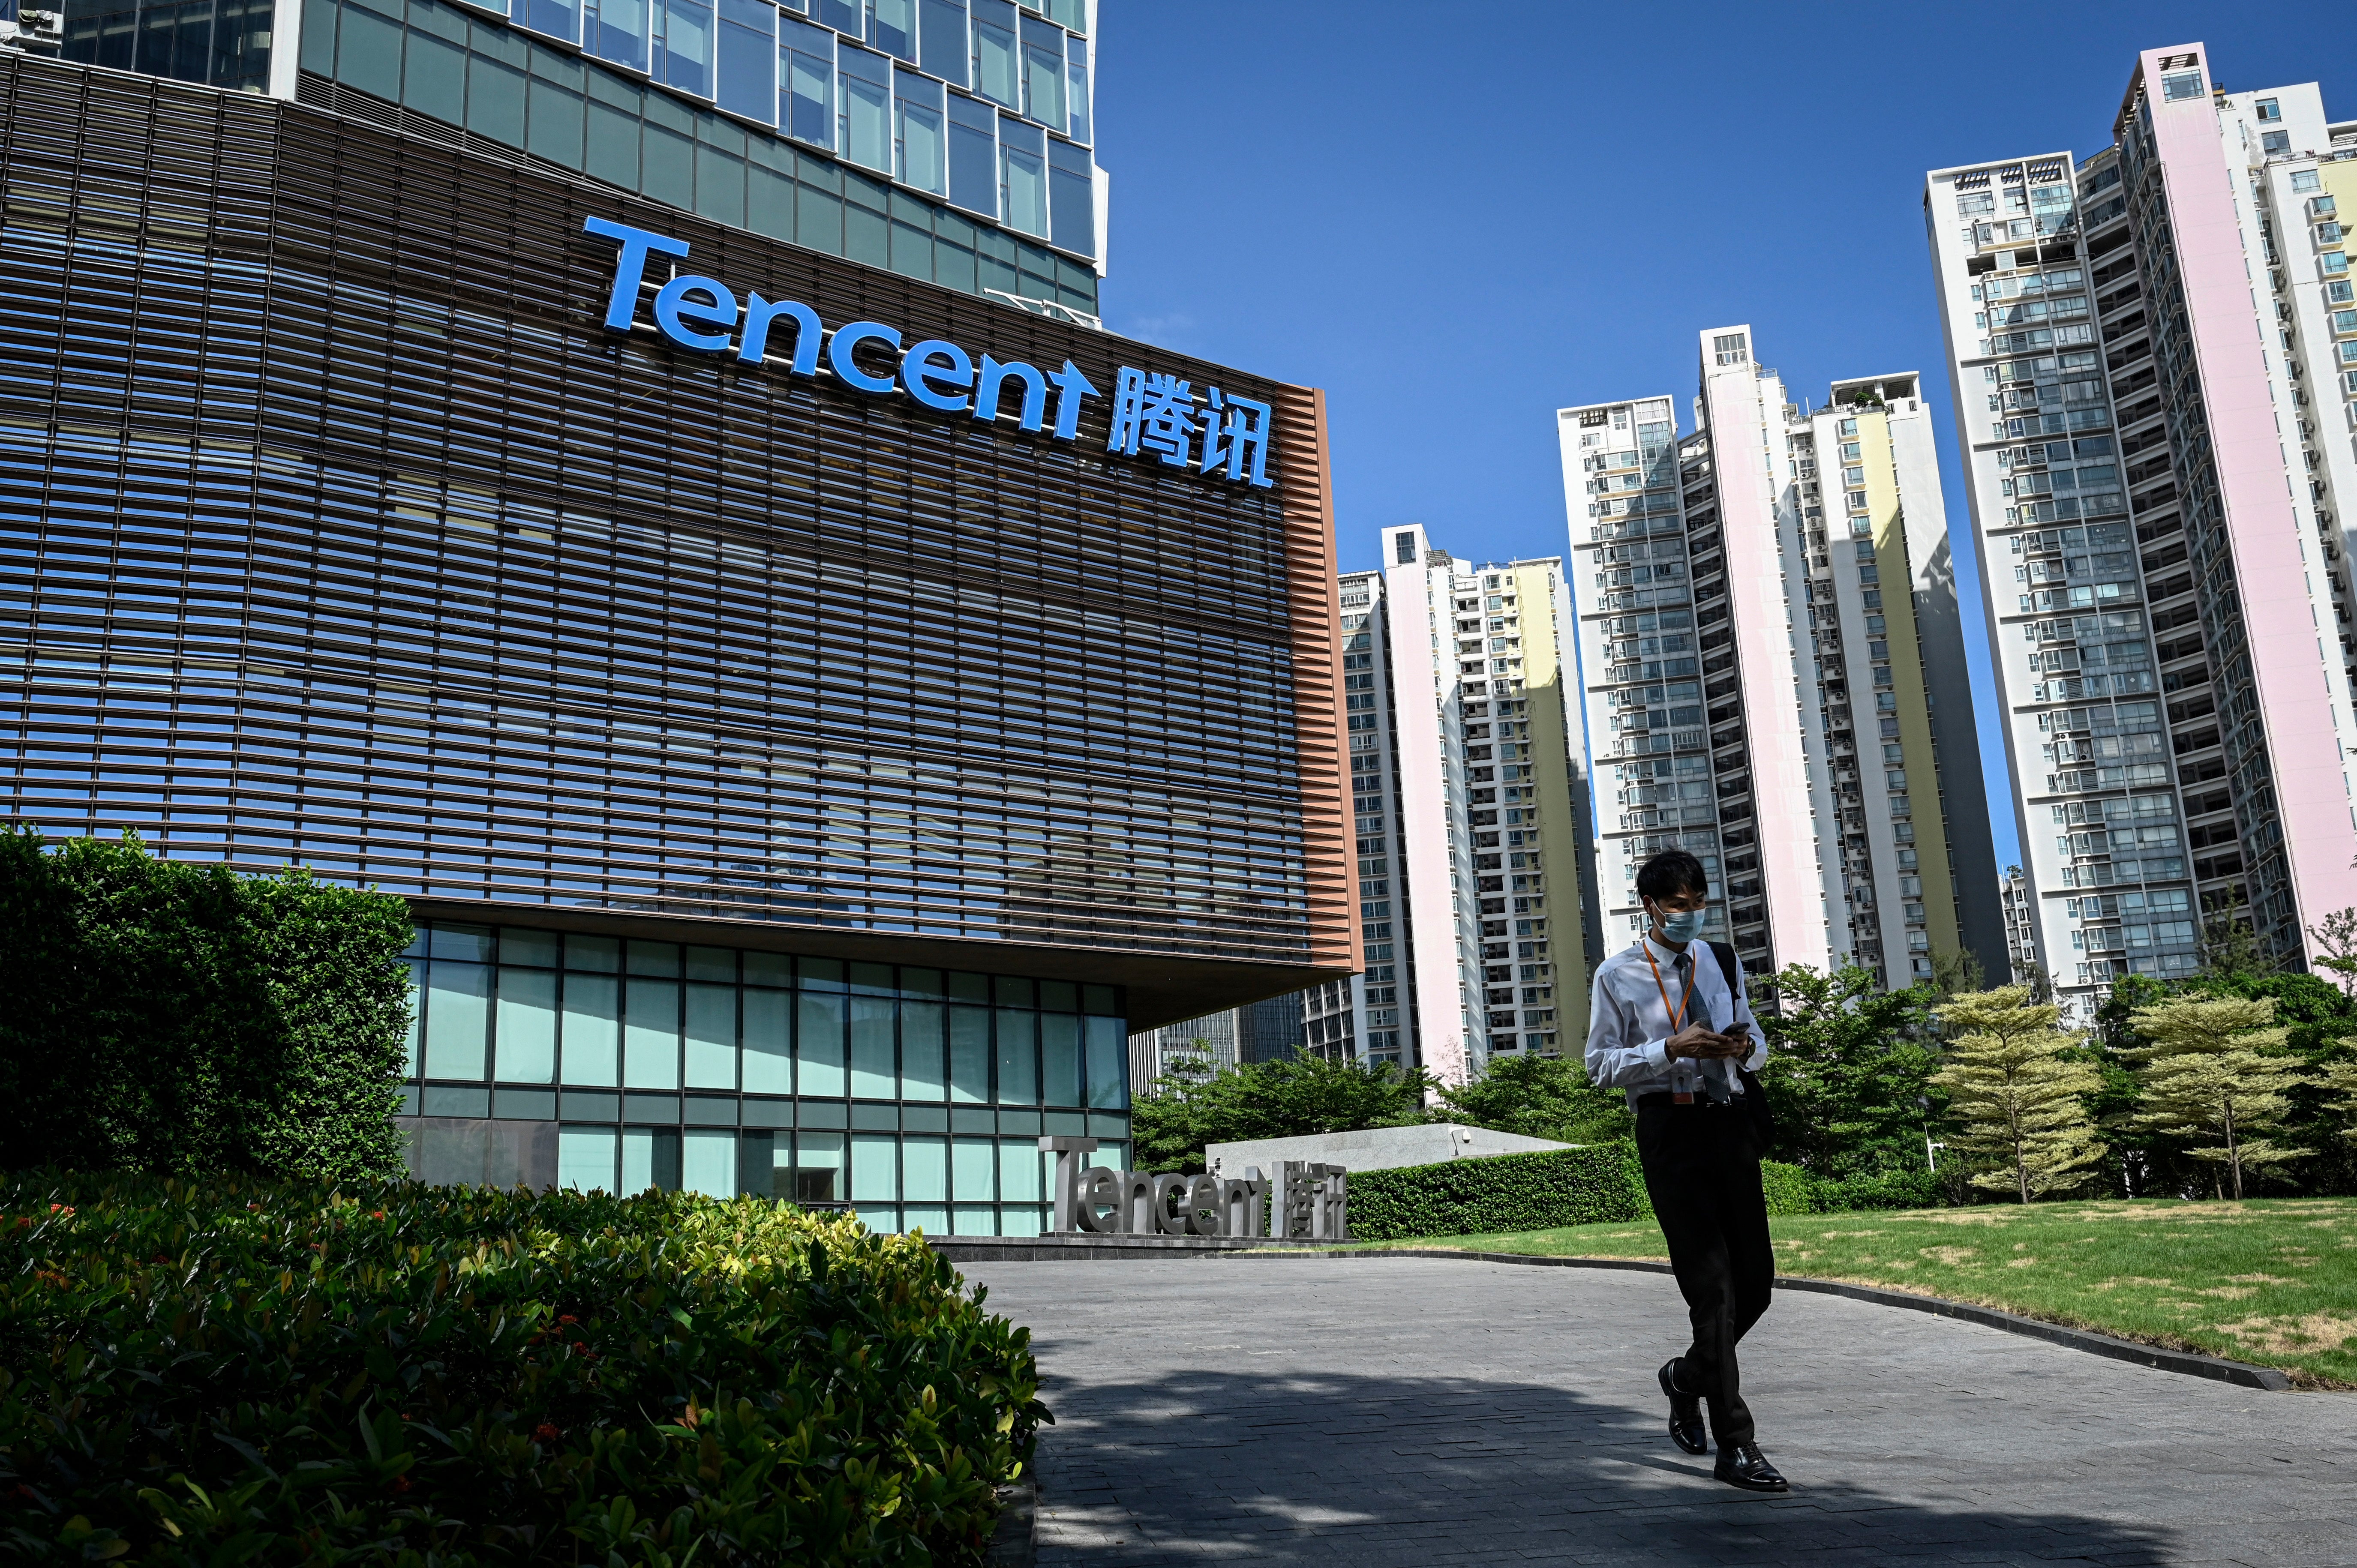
1679, 950, 1730, 1102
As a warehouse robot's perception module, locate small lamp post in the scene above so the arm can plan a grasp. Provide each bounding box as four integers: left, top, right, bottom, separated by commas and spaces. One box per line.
1916, 1094, 1943, 1174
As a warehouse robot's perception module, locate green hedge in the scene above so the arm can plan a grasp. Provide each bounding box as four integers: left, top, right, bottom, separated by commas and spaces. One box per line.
0, 828, 414, 1180
1351, 1148, 1941, 1241
0, 1172, 1043, 1565
1347, 1145, 1651, 1241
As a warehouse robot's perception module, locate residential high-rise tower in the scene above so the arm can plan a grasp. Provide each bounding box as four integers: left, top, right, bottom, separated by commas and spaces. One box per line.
1925, 44, 2357, 1016
1558, 329, 2004, 989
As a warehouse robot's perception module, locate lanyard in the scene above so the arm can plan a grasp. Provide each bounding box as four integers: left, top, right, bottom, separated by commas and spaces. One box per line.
1643, 942, 1691, 1034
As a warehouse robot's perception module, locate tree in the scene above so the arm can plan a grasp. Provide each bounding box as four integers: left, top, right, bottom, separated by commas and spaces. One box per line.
2307, 907, 2357, 1001
1750, 962, 1942, 1177
1928, 947, 1987, 1001
1128, 1050, 1435, 1174
2197, 888, 2277, 982
2327, 1061, 2357, 1143
1933, 986, 2107, 1203
2126, 995, 2315, 1199
1432, 1051, 1632, 1145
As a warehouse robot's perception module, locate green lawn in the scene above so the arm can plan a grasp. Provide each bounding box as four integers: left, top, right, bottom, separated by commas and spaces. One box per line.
1367, 1198, 2357, 1388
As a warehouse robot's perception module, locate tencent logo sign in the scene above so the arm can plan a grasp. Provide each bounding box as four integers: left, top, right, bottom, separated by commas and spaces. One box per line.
585, 217, 1272, 488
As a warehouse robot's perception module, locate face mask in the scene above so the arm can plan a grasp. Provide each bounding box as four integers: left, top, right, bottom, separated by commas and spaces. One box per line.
1657, 908, 1706, 943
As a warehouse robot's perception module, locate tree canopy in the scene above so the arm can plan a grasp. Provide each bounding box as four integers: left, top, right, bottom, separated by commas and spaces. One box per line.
1128, 1051, 1434, 1174
1431, 1050, 1632, 1145
1934, 986, 2106, 1203
2125, 995, 2313, 1199
1750, 962, 1942, 1177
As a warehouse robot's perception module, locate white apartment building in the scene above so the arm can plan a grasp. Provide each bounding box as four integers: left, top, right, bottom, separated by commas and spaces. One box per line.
1305, 531, 1603, 1084
1558, 330, 2004, 989
1925, 44, 2357, 1017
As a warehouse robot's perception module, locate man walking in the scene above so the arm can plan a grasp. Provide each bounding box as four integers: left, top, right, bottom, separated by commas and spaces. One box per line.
1584, 848, 1788, 1492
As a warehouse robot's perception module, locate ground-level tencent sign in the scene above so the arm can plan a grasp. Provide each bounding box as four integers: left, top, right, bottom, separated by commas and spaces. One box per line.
1038, 1137, 1348, 1240
585, 217, 1275, 488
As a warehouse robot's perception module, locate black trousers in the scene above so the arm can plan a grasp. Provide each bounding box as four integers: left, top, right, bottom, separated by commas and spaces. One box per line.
1635, 1100, 1775, 1448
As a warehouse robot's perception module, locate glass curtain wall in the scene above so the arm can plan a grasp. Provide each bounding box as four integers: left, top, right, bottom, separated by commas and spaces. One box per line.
404, 920, 1131, 1235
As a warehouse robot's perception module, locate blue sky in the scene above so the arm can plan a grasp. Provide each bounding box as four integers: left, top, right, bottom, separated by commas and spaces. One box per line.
1093, 2, 2356, 874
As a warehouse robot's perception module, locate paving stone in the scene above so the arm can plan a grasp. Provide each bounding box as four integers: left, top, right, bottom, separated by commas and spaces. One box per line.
959, 1255, 2357, 1567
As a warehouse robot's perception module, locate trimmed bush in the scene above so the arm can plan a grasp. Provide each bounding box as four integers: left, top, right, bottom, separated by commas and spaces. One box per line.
1347, 1145, 1650, 1241
1759, 1160, 1817, 1217
0, 1172, 1045, 1565
0, 828, 413, 1180
1808, 1167, 1943, 1213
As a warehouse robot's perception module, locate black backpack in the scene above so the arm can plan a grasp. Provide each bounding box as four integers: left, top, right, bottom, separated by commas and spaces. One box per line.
1697, 939, 1775, 1148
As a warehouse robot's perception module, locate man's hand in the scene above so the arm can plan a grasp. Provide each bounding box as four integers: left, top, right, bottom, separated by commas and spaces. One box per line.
1665, 1022, 1741, 1059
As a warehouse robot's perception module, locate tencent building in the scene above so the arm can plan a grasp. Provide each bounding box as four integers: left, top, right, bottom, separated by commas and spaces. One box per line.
0, 3, 1355, 1233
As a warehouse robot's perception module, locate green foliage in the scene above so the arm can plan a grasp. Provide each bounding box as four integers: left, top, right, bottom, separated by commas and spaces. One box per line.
2126, 995, 2315, 1198
1347, 1145, 1649, 1241
1431, 1051, 1632, 1146
1756, 1160, 1815, 1218
0, 1171, 1042, 1565
0, 828, 414, 1181
1934, 986, 2106, 1202
1129, 1050, 1435, 1174
1750, 962, 1943, 1178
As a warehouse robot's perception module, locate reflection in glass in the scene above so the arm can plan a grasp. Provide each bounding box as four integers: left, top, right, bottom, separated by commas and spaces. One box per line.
682, 1127, 737, 1196
744, 987, 793, 1093
866, 0, 913, 60
685, 982, 736, 1089
999, 116, 1045, 237
559, 1126, 617, 1191
795, 1130, 846, 1201
797, 992, 848, 1097
426, 961, 489, 1080
780, 17, 835, 146
715, 0, 778, 122
561, 974, 620, 1086
585, 0, 650, 71
895, 69, 945, 195
624, 978, 681, 1090
850, 996, 896, 1098
995, 1007, 1037, 1104
838, 45, 892, 171
497, 968, 559, 1084
970, 0, 1015, 107
655, 0, 713, 96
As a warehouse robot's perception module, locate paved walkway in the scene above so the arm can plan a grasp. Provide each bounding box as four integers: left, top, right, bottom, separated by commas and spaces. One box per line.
961, 1255, 2357, 1567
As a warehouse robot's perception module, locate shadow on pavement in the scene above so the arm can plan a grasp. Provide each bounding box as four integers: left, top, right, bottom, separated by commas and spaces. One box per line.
1026, 1363, 2174, 1567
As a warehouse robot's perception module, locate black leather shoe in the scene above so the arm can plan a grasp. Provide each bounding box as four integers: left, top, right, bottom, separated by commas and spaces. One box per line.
1714, 1441, 1790, 1493
1657, 1360, 1707, 1455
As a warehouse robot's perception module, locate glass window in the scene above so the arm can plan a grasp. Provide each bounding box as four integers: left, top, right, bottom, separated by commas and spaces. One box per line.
519, 0, 581, 44
866, 0, 913, 60
2257, 97, 2281, 122
1018, 13, 1062, 126
559, 1125, 618, 1192
1085, 1015, 1126, 1109
999, 113, 1045, 236
919, 0, 964, 84
902, 1135, 948, 1201
426, 961, 490, 1080
796, 991, 848, 1097
794, 1129, 845, 1201
947, 90, 997, 216
403, 31, 468, 124
970, 0, 1015, 106
561, 973, 619, 1085
1040, 1012, 1081, 1106
585, 0, 649, 70
716, 0, 777, 122
682, 1127, 737, 1195
994, 1007, 1038, 1103
838, 44, 892, 170
624, 978, 680, 1089
780, 15, 834, 146
850, 995, 897, 1097
850, 1133, 898, 1199
655, 0, 714, 95
743, 986, 792, 1093
1063, 30, 1087, 142
895, 68, 945, 194
997, 1136, 1042, 1201
496, 967, 558, 1083
685, 982, 736, 1089
902, 999, 947, 1100
1048, 134, 1091, 256
949, 1004, 991, 1100
504, 928, 561, 967
2160, 69, 2203, 102
952, 1135, 996, 1200
815, 0, 859, 30
622, 1126, 678, 1193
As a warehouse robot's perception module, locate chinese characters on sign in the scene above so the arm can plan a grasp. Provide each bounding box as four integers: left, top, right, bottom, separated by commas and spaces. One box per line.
1104, 369, 1276, 488
586, 218, 1273, 489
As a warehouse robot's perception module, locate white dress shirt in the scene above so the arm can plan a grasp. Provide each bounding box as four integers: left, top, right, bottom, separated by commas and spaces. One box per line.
1585, 932, 1766, 1108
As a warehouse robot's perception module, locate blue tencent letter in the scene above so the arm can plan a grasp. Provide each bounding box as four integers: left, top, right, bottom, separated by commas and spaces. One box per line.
583, 216, 691, 331
652, 275, 739, 352
1048, 359, 1099, 441
828, 321, 903, 393
739, 294, 823, 375
974, 356, 1048, 432
902, 339, 976, 412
